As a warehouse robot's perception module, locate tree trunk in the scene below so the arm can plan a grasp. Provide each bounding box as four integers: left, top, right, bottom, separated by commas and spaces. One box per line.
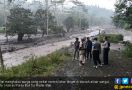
0, 47, 4, 71
66, 27, 70, 32
18, 33, 24, 41
42, 30, 45, 37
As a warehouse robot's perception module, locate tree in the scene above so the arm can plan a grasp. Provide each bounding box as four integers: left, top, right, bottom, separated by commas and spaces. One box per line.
6, 7, 36, 41
63, 17, 74, 32
113, 0, 132, 30
81, 18, 89, 30
50, 25, 65, 36
35, 9, 56, 37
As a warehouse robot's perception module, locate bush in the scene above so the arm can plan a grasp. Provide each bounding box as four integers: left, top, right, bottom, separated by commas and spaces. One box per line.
50, 26, 65, 34
98, 34, 123, 43
0, 27, 5, 33
123, 43, 132, 58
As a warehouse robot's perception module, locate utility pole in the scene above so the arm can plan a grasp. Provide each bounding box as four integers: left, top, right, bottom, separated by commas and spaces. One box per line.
45, 0, 49, 35
78, 6, 81, 30
4, 0, 8, 42
0, 47, 4, 71
79, 10, 81, 29
55, 2, 58, 25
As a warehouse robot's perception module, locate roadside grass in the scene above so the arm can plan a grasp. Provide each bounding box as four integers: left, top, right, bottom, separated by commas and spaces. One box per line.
98, 34, 123, 43
122, 43, 132, 58
0, 47, 72, 78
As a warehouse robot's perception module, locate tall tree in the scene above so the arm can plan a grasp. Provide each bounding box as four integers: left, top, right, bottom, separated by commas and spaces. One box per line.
113, 0, 132, 30
63, 17, 74, 32
81, 18, 89, 30
6, 7, 36, 41
35, 9, 56, 37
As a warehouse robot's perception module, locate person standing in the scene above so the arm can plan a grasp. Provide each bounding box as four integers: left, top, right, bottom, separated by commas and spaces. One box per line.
73, 38, 80, 60
83, 37, 87, 60
86, 37, 92, 60
92, 38, 102, 68
102, 37, 110, 65
79, 38, 86, 66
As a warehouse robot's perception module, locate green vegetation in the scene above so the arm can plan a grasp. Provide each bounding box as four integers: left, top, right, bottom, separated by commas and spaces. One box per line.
50, 26, 65, 35
35, 9, 59, 37
98, 34, 123, 43
0, 48, 72, 77
70, 5, 113, 27
112, 0, 132, 30
0, 27, 5, 33
7, 7, 37, 41
63, 17, 74, 32
123, 43, 132, 58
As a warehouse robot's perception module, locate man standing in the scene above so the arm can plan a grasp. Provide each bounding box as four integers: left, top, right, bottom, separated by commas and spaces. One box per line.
102, 37, 110, 65
86, 37, 92, 60
79, 38, 86, 66
73, 38, 80, 60
92, 38, 102, 68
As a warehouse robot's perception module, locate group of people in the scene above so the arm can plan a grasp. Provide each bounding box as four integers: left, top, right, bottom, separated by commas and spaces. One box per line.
73, 36, 110, 68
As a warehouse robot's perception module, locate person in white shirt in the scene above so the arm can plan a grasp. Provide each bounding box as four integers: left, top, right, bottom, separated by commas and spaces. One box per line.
79, 38, 86, 66
102, 37, 110, 65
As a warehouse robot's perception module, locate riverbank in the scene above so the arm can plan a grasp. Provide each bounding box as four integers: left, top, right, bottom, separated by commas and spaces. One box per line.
1, 29, 96, 68
104, 28, 132, 43
1, 27, 132, 68
0, 44, 131, 77
53, 46, 132, 77
0, 30, 90, 53
0, 47, 71, 77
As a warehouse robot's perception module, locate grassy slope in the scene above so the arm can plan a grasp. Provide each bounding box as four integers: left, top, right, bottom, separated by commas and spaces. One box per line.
53, 48, 132, 77
0, 47, 72, 78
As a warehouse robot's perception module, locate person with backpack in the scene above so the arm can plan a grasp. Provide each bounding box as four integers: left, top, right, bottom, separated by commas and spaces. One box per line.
73, 38, 80, 60
86, 37, 92, 60
102, 36, 110, 65
79, 38, 86, 66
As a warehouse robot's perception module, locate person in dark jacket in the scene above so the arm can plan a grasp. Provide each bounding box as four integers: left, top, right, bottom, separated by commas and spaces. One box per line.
83, 37, 87, 60
102, 37, 110, 65
73, 38, 80, 60
92, 37, 102, 68
86, 37, 92, 60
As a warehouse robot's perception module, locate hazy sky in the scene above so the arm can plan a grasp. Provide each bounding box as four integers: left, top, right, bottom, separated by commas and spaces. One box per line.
27, 0, 116, 11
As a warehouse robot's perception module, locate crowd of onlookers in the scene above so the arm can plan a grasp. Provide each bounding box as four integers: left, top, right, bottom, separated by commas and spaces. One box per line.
73, 36, 110, 68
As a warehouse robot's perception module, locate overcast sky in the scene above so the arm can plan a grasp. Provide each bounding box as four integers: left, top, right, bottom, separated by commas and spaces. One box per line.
27, 0, 116, 11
